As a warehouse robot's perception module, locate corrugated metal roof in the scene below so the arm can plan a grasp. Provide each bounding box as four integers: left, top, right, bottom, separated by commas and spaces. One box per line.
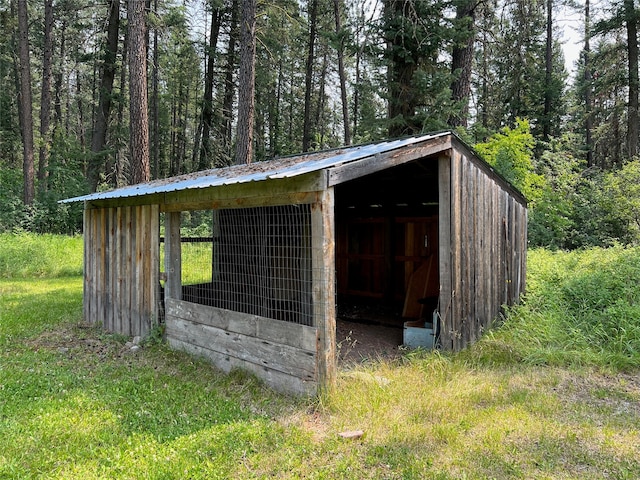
60, 132, 448, 203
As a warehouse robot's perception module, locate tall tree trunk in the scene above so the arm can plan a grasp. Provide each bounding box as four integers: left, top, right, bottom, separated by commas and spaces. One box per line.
584, 0, 593, 167
449, 0, 476, 128
255, 86, 264, 159
89, 0, 120, 191
235, 0, 256, 165
271, 57, 283, 155
151, 0, 159, 178
222, 0, 239, 163
128, 0, 150, 184
302, 0, 318, 151
625, 0, 639, 158
542, 0, 552, 141
333, 0, 351, 145
315, 46, 328, 146
76, 73, 86, 148
38, 0, 54, 190
16, 0, 35, 205
53, 20, 66, 130
115, 28, 128, 187
386, 0, 420, 137
288, 58, 294, 148
198, 5, 222, 170
170, 92, 179, 175
480, 26, 489, 131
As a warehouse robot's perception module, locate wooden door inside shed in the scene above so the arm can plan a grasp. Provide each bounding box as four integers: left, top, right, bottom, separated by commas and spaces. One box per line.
395, 216, 439, 318
336, 215, 439, 316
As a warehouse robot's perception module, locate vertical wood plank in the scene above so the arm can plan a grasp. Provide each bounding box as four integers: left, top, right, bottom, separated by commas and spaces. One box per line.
132, 205, 143, 336
509, 200, 516, 302
312, 187, 335, 393
91, 208, 98, 325
123, 206, 132, 335
149, 204, 160, 329
105, 207, 114, 331
459, 156, 469, 347
482, 175, 492, 331
500, 190, 508, 306
97, 208, 106, 328
114, 207, 123, 335
451, 151, 463, 350
140, 205, 151, 335
164, 211, 182, 301
437, 155, 452, 351
91, 208, 99, 326
495, 189, 501, 313
513, 203, 520, 298
471, 163, 480, 341
466, 158, 475, 344
83, 207, 92, 324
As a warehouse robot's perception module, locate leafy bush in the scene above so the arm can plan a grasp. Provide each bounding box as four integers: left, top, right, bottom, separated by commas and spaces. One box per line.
474, 118, 544, 202
604, 159, 640, 243
0, 133, 86, 234
528, 135, 635, 249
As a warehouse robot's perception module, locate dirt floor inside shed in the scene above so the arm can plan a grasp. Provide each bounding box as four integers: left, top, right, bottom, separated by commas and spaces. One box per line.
336, 300, 409, 365
336, 318, 405, 365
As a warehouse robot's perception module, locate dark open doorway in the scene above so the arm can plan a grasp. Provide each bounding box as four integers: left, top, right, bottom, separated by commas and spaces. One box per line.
334, 157, 440, 363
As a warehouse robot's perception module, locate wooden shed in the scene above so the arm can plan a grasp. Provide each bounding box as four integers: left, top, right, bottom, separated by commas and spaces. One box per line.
62, 132, 527, 395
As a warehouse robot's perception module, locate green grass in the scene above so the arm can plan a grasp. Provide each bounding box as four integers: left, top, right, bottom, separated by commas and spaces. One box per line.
1, 233, 640, 478
0, 233, 83, 278
467, 245, 640, 370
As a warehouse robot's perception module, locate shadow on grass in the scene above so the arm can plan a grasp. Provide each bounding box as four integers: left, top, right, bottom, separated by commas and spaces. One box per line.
0, 277, 304, 478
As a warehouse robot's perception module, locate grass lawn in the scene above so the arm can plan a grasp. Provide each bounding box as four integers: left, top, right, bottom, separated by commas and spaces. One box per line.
1, 234, 639, 478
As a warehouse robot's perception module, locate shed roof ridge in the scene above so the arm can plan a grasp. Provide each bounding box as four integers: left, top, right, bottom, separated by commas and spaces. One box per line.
60, 132, 452, 203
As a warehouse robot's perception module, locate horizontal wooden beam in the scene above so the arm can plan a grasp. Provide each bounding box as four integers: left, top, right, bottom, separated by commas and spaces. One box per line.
327, 135, 452, 187
84, 172, 326, 212
161, 172, 325, 212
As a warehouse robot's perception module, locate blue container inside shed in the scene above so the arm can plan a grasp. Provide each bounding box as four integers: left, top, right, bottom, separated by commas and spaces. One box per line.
403, 311, 438, 349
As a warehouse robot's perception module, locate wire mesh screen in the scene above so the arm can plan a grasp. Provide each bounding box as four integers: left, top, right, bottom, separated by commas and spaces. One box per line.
180, 205, 314, 326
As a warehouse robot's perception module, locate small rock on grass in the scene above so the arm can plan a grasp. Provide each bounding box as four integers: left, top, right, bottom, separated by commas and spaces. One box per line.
338, 430, 364, 440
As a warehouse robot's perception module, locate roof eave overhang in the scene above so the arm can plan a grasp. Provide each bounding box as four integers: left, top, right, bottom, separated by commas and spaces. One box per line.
327, 133, 452, 187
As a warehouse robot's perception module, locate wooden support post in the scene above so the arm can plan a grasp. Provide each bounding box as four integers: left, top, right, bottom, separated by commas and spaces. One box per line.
164, 211, 182, 301
438, 154, 452, 351
312, 187, 336, 394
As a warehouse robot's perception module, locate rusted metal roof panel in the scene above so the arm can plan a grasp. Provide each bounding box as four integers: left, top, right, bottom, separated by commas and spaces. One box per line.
60, 133, 447, 203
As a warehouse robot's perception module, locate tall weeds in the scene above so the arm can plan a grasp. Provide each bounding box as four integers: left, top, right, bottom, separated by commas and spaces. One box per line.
0, 233, 83, 278
470, 246, 640, 370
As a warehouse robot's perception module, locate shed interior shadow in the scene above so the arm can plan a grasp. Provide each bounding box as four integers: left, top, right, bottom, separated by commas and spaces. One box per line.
334, 156, 441, 362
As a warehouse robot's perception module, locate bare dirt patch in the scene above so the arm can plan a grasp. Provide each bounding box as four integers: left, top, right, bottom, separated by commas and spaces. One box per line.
336, 318, 405, 366
27, 323, 139, 359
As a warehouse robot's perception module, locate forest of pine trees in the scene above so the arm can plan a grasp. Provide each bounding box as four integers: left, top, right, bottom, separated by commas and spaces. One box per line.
1, 0, 640, 249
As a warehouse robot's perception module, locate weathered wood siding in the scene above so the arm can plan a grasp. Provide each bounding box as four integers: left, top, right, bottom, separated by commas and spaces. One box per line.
83, 204, 160, 336
165, 298, 319, 396
311, 188, 337, 393
438, 150, 527, 351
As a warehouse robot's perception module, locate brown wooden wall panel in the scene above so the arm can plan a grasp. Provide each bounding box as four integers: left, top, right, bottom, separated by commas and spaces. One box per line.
165, 298, 318, 396
83, 204, 159, 337
439, 151, 527, 351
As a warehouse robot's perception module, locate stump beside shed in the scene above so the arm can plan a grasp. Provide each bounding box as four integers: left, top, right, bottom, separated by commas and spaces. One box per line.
62, 132, 528, 395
